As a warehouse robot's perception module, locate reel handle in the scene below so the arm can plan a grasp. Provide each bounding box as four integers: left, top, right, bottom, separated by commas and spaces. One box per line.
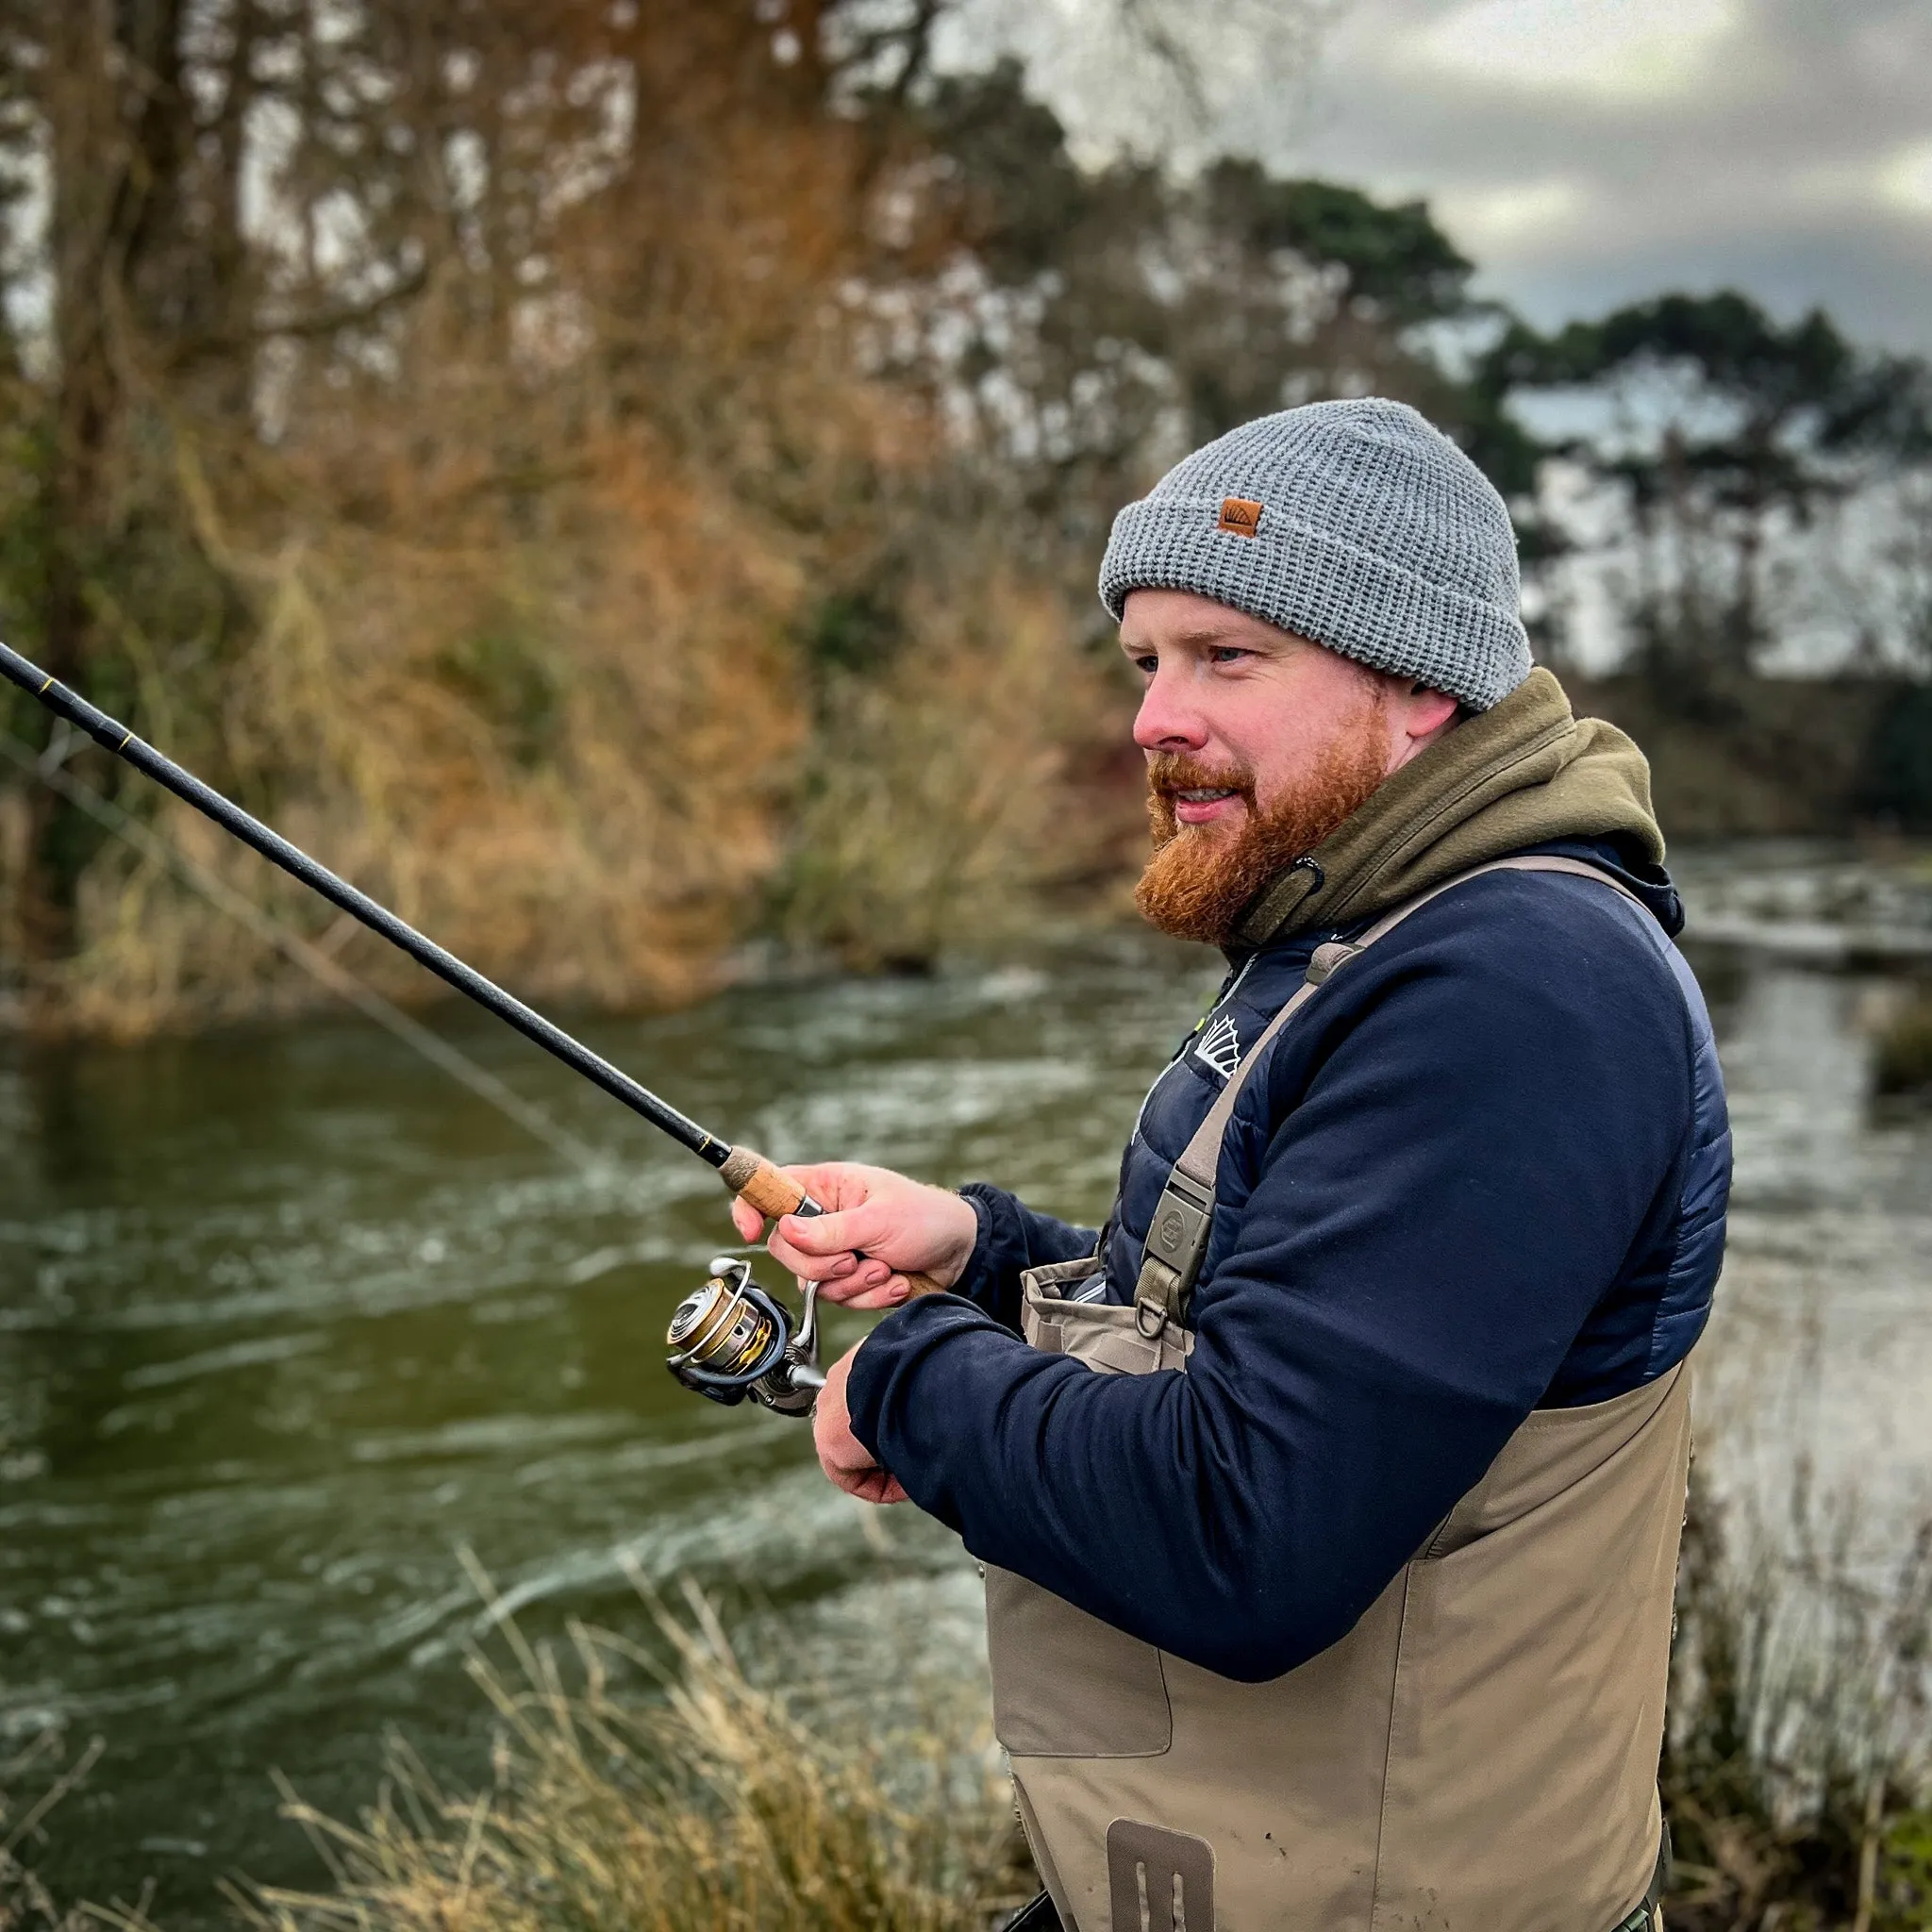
718, 1145, 948, 1298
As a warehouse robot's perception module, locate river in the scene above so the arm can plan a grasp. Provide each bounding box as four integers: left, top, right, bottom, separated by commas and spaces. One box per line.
4, 843, 1930, 1920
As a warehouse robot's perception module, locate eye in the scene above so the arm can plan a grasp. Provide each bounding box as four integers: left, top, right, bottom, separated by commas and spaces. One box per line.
1131, 653, 1158, 676
1208, 645, 1253, 665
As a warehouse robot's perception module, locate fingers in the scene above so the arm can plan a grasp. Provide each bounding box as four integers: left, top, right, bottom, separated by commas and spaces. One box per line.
726, 1197, 888, 1296
822, 1449, 907, 1505
763, 1221, 841, 1276
729, 1163, 880, 1277
810, 1342, 904, 1503
725, 1161, 934, 1302
766, 1208, 895, 1291
776, 1203, 887, 1261
820, 1458, 906, 1504
813, 1270, 914, 1309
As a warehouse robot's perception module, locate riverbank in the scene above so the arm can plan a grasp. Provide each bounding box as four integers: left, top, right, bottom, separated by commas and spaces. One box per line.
8, 661, 1930, 1041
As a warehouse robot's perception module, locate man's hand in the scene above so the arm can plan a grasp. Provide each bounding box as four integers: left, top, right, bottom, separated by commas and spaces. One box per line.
814, 1342, 907, 1505
728, 1160, 978, 1309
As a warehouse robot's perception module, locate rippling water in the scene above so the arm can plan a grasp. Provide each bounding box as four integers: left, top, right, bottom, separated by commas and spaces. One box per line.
3, 848, 1930, 1919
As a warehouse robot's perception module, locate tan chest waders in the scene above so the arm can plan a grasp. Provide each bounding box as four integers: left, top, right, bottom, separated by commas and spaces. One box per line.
988, 859, 1690, 1932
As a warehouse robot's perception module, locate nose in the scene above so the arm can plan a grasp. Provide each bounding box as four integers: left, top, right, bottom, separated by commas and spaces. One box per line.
1133, 660, 1209, 753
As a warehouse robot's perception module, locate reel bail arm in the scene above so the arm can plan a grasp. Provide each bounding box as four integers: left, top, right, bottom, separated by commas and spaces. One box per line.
666, 1257, 826, 1417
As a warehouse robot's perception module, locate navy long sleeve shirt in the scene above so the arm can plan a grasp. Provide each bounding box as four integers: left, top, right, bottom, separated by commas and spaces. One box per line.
844, 840, 1729, 1683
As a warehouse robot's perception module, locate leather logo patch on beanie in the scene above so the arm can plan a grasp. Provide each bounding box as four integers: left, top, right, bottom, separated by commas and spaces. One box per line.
1217, 495, 1263, 536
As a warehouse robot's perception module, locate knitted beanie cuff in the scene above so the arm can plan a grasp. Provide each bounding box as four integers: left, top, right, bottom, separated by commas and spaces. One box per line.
1100, 493, 1532, 713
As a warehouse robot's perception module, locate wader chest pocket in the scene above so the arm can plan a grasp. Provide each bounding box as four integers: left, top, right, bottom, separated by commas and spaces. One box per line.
986, 1565, 1173, 1757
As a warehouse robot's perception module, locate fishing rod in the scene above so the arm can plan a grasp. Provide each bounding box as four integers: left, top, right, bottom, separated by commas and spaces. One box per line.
1, 638, 941, 1416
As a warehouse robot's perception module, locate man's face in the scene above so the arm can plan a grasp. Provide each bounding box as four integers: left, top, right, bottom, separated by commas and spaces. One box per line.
1119, 589, 1460, 942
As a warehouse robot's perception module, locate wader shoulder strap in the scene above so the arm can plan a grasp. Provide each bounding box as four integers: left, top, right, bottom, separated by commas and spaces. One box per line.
1131, 855, 1651, 1333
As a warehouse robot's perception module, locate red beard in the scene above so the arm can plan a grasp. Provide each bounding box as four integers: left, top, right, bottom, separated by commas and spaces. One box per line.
1135, 701, 1391, 944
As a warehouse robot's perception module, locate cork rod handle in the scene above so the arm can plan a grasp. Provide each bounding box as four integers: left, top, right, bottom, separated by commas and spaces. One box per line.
718, 1146, 949, 1298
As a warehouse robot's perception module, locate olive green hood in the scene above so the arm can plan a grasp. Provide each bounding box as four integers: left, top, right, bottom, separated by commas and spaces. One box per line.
1234, 668, 1664, 947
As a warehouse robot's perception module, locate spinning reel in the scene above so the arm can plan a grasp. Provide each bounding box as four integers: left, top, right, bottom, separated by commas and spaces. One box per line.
665, 1257, 824, 1417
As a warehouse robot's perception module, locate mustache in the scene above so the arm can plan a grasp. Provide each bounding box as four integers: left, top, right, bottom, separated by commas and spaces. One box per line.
1145, 751, 1257, 806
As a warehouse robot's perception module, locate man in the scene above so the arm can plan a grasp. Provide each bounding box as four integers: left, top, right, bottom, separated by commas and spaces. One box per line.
733, 399, 1730, 1932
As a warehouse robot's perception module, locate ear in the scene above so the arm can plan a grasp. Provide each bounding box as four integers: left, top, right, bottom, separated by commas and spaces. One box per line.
1403, 685, 1461, 743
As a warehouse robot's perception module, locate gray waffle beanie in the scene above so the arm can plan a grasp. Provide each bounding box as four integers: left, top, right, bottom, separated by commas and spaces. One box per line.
1098, 398, 1532, 710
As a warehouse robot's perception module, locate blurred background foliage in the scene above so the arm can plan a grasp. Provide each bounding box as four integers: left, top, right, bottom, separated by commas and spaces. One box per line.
0, 0, 1928, 1033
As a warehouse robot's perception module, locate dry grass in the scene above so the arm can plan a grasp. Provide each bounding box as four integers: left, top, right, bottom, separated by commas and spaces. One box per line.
1, 401, 1134, 1035
1, 1722, 100, 1932
217, 1569, 1032, 1932
8, 422, 806, 1037
1663, 1467, 1932, 1930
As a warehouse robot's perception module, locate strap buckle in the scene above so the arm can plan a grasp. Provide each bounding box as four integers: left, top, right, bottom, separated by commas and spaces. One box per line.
1133, 1174, 1214, 1330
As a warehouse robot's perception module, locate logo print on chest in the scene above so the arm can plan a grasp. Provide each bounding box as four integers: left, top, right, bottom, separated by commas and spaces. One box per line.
1194, 1012, 1241, 1078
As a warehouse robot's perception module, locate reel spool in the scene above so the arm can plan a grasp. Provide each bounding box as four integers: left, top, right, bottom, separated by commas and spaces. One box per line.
665, 1257, 823, 1417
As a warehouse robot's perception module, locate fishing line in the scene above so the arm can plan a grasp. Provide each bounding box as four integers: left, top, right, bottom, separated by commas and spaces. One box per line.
0, 728, 601, 1170
0, 637, 737, 1150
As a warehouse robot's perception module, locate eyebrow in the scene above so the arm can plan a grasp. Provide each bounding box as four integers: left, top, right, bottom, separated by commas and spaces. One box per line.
1118, 624, 1271, 653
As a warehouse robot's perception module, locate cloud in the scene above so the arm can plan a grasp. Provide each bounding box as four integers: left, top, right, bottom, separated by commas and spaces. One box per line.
1878, 139, 1932, 217
1416, 0, 1742, 104
1432, 176, 1587, 252
963, 0, 1932, 355
1281, 0, 1932, 351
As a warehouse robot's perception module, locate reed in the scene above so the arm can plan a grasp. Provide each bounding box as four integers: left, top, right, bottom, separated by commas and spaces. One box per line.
224, 1573, 1032, 1932
1663, 1466, 1932, 1929
235, 1498, 1930, 1932
1, 1720, 98, 1932
769, 566, 1126, 974
1872, 983, 1932, 1099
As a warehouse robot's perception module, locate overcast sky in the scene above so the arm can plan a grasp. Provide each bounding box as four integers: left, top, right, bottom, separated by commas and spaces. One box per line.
964, 0, 1932, 357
